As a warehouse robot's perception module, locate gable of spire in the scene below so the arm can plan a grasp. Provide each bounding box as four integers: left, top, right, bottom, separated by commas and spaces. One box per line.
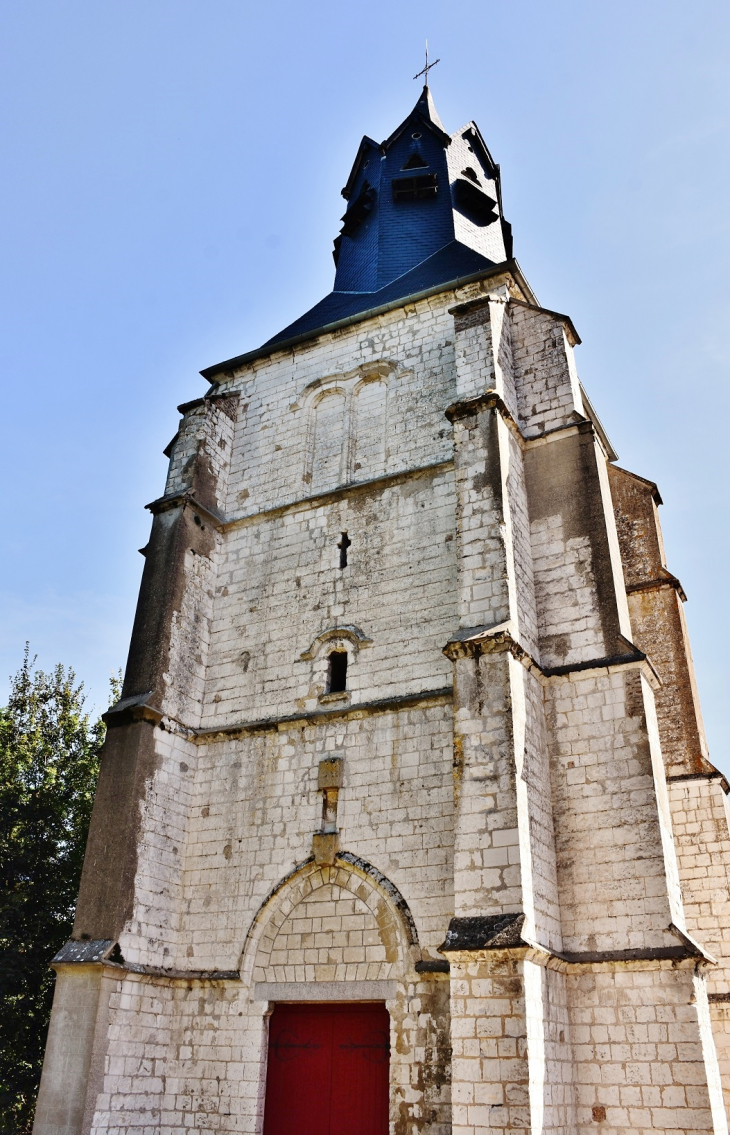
383, 87, 451, 152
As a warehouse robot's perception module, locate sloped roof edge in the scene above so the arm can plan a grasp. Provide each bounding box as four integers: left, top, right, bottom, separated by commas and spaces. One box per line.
341, 135, 382, 201
456, 121, 499, 176
200, 258, 537, 381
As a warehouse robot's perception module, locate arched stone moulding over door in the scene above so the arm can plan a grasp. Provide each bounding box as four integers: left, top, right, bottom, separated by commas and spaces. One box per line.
239, 855, 452, 1135
239, 853, 420, 999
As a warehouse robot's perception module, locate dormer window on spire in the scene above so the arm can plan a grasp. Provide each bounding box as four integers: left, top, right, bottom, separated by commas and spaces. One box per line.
392, 174, 438, 202
452, 177, 498, 226
402, 152, 429, 171
340, 181, 376, 236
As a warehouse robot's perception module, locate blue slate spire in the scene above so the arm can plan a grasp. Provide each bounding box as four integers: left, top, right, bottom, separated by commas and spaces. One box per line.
265, 88, 513, 347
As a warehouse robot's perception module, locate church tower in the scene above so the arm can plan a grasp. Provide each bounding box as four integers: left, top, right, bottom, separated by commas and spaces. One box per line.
34, 85, 730, 1135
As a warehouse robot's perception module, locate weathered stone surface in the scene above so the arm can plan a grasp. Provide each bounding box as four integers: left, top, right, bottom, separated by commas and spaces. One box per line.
34, 97, 730, 1135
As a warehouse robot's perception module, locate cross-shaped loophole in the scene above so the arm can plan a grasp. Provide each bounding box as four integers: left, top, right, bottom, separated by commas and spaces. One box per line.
338, 531, 351, 569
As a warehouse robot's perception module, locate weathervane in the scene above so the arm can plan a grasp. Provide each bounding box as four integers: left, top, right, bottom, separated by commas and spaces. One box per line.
413, 40, 440, 85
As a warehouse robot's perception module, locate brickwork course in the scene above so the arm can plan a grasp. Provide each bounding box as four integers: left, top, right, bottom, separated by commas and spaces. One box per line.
33, 86, 730, 1135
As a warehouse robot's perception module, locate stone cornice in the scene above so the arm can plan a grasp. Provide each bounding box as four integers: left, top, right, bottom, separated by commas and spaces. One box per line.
222, 460, 453, 532
145, 490, 225, 531
667, 769, 730, 794
102, 690, 163, 727
149, 462, 454, 536
194, 686, 454, 742
445, 388, 594, 452
445, 389, 518, 429
443, 622, 661, 688
50, 937, 240, 982
103, 687, 455, 743
439, 913, 528, 952
177, 390, 240, 418
439, 916, 714, 970
448, 295, 581, 347
626, 571, 687, 603
104, 961, 241, 983
442, 621, 536, 666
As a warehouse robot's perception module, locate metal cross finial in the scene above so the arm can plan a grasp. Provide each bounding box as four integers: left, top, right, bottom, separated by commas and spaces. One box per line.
413, 40, 440, 85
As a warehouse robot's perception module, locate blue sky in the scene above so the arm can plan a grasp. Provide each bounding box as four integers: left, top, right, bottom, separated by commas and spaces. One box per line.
1, 1, 728, 769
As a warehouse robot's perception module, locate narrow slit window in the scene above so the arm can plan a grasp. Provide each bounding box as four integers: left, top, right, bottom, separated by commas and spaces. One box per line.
327, 651, 348, 693
338, 531, 351, 568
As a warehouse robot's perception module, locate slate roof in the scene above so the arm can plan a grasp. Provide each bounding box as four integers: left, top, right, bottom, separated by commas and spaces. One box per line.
202, 87, 514, 373
263, 240, 496, 346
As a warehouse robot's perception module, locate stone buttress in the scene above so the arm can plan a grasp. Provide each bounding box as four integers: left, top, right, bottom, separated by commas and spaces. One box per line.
33, 86, 730, 1135
609, 463, 730, 1109
441, 292, 728, 1135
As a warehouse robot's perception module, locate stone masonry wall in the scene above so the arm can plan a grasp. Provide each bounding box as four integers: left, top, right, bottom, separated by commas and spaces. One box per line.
669, 777, 730, 1108
35, 264, 730, 1135
117, 727, 200, 968
179, 702, 454, 973
86, 966, 453, 1135
568, 965, 724, 1135
545, 668, 681, 955
202, 467, 456, 725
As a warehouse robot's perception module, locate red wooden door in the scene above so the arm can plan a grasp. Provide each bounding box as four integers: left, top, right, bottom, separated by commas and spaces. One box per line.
263, 1002, 390, 1135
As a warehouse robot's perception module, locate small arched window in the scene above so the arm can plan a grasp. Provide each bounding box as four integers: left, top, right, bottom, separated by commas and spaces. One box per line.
327, 651, 348, 694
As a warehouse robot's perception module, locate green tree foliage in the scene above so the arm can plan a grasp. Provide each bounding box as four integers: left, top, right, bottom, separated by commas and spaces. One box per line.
0, 649, 117, 1133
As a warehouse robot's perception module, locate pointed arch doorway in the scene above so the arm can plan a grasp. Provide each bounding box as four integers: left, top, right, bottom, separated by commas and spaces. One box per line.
263, 1002, 390, 1135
